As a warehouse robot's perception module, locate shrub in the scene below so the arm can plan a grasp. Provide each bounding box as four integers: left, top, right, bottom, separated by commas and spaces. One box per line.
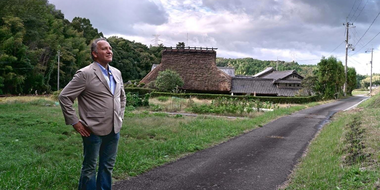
126, 92, 150, 107
149, 104, 163, 111
157, 96, 169, 102
189, 97, 276, 115
50, 90, 62, 101
155, 70, 184, 92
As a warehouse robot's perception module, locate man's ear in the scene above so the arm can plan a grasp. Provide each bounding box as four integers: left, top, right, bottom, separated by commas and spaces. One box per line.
92, 51, 97, 59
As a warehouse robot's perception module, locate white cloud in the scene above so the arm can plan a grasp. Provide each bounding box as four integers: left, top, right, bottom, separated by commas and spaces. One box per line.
48, 0, 380, 75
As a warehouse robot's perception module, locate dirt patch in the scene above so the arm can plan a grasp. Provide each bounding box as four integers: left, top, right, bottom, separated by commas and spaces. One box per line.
0, 95, 54, 103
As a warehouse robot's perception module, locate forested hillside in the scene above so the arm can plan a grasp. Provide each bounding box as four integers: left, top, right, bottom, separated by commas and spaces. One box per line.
0, 0, 163, 95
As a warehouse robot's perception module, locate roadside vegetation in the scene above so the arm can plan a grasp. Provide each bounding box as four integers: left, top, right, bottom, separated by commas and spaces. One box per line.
352, 89, 370, 96
283, 90, 380, 189
0, 96, 314, 189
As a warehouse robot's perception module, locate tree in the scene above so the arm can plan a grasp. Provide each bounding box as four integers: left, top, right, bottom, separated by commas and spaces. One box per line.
176, 42, 185, 49
0, 16, 30, 94
154, 69, 184, 92
356, 74, 367, 89
315, 56, 345, 99
108, 36, 162, 83
346, 67, 357, 95
300, 75, 318, 96
149, 43, 164, 65
71, 17, 104, 44
360, 75, 380, 89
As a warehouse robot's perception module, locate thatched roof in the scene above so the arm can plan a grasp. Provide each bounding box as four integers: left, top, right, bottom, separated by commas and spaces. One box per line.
141, 48, 231, 92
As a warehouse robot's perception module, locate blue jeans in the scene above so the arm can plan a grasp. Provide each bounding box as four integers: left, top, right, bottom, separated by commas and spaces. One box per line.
78, 131, 120, 190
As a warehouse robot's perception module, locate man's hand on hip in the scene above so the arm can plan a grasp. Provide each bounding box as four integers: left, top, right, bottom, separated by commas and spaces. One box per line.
73, 122, 91, 137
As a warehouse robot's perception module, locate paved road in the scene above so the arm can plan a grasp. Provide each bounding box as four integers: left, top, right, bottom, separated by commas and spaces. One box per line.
113, 96, 368, 190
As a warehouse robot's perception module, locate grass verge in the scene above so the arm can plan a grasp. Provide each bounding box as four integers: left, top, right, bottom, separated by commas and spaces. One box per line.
284, 94, 380, 189
0, 97, 310, 189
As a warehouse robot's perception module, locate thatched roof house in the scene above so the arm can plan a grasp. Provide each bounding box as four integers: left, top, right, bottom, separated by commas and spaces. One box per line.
140, 47, 231, 92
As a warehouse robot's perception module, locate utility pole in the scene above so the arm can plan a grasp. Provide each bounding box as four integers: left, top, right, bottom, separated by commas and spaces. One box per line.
343, 22, 354, 96
365, 48, 374, 95
57, 49, 60, 91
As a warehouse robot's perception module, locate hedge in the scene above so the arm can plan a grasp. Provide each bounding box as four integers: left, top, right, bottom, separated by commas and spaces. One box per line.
124, 88, 320, 104
149, 92, 320, 104
125, 87, 155, 95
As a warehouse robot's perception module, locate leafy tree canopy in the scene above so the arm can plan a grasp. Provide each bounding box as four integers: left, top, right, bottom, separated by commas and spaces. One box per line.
0, 0, 163, 95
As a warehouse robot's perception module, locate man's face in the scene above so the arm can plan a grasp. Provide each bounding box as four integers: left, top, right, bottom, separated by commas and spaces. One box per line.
92, 40, 113, 65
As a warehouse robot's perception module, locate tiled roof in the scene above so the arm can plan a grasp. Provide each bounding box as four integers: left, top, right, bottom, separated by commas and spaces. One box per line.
261, 70, 296, 80
231, 78, 301, 96
276, 80, 302, 84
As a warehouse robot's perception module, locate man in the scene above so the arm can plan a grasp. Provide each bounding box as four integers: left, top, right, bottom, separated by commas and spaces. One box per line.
59, 38, 126, 190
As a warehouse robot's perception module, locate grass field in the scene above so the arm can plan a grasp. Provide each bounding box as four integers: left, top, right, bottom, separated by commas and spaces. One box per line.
0, 97, 308, 189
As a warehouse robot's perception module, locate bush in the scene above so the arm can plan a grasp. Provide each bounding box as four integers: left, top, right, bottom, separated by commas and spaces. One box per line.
155, 70, 184, 92
126, 92, 150, 107
149, 104, 163, 111
188, 97, 279, 116
157, 96, 169, 102
50, 90, 62, 101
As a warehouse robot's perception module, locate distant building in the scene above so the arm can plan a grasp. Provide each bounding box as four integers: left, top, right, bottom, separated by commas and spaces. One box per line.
141, 48, 303, 96
231, 67, 303, 96
140, 47, 231, 93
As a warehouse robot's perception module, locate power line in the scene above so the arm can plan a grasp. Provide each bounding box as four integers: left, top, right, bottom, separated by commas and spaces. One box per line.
346, 0, 359, 21
353, 28, 366, 48
349, 0, 363, 22
353, 0, 369, 23
349, 56, 362, 64
351, 31, 380, 55
329, 41, 345, 54
354, 11, 380, 47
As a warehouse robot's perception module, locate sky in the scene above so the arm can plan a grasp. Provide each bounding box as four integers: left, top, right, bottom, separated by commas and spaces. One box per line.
48, 0, 380, 75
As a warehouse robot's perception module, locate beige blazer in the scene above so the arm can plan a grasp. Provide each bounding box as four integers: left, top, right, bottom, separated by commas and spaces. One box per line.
59, 62, 126, 136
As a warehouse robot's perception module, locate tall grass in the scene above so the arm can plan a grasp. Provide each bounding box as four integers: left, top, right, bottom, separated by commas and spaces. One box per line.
0, 98, 306, 189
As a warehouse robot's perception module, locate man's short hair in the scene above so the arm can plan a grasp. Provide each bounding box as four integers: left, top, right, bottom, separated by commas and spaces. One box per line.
91, 38, 108, 61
